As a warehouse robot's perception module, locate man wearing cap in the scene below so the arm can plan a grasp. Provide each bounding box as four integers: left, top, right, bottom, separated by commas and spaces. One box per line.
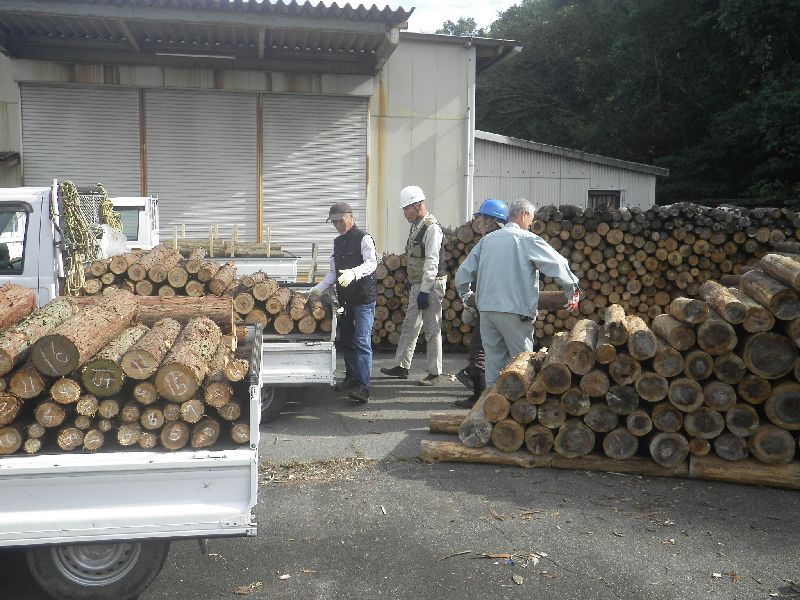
380, 185, 447, 386
309, 202, 377, 403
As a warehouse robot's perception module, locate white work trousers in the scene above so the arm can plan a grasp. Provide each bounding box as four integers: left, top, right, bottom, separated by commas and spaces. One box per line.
393, 278, 446, 375
480, 310, 535, 388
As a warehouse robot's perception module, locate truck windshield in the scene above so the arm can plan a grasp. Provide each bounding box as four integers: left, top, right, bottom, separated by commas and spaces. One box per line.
0, 208, 27, 274
116, 207, 141, 239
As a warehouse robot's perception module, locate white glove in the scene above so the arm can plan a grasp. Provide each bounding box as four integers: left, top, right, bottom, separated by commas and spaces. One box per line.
337, 269, 356, 288
307, 284, 323, 296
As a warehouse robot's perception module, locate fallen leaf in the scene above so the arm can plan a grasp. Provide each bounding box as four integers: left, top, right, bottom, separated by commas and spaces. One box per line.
279, 574, 291, 580
234, 581, 263, 595
513, 574, 524, 585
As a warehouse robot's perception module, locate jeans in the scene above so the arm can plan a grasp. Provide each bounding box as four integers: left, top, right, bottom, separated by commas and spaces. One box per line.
340, 301, 376, 390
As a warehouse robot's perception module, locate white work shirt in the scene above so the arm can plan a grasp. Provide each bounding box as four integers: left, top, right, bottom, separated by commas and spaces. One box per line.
317, 233, 377, 292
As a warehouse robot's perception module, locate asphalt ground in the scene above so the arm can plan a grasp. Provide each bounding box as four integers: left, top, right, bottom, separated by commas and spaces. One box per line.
2, 351, 799, 599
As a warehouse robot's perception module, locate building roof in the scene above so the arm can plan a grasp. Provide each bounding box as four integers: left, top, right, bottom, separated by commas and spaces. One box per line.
401, 32, 522, 74
0, 0, 414, 75
476, 130, 670, 177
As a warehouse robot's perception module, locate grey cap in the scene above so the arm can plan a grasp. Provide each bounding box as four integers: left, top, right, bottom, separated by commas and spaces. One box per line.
327, 202, 353, 222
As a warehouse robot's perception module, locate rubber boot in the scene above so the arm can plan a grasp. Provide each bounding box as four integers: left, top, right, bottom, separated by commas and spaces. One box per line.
454, 374, 485, 409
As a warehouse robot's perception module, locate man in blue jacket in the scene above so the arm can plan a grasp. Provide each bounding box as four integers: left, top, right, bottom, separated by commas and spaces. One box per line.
455, 199, 580, 389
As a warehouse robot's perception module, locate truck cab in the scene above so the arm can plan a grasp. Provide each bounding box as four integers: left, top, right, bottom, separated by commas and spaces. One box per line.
111, 195, 160, 251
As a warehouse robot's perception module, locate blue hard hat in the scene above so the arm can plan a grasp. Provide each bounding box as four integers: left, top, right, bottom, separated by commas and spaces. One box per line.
474, 198, 508, 223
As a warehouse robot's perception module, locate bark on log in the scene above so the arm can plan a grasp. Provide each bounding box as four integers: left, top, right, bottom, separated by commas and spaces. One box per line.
699, 280, 746, 324
420, 439, 552, 468
689, 455, 800, 490
429, 412, 466, 434
121, 318, 182, 379
626, 315, 657, 360
760, 253, 800, 291
0, 283, 37, 330
564, 319, 598, 375
496, 351, 536, 400
668, 297, 708, 324
458, 391, 494, 448
726, 287, 775, 332
551, 453, 689, 478
651, 314, 695, 351
154, 317, 222, 402
594, 331, 617, 364
739, 269, 800, 320
554, 419, 596, 458
32, 289, 137, 376
81, 324, 149, 397
539, 332, 572, 393
208, 262, 237, 296
604, 304, 629, 345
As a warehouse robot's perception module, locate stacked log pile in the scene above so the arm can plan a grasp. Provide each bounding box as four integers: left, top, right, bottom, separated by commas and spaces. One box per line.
0, 288, 251, 456
421, 254, 800, 489
373, 203, 800, 348
82, 245, 333, 336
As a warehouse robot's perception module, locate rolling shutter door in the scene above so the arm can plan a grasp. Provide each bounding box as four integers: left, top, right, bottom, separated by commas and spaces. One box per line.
20, 85, 141, 194
263, 94, 367, 274
146, 89, 258, 241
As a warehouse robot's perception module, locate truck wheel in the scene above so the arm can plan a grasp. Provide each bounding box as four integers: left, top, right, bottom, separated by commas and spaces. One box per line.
261, 385, 287, 420
25, 539, 170, 600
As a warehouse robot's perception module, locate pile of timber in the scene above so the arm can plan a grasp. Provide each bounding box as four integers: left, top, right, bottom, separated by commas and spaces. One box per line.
0, 286, 251, 456
421, 255, 800, 490
81, 244, 333, 336
374, 203, 800, 348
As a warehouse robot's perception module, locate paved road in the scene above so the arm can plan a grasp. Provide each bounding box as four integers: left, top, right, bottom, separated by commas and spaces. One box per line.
3, 352, 799, 599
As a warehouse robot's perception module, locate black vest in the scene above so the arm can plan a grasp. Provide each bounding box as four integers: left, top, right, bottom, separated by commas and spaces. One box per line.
333, 226, 377, 306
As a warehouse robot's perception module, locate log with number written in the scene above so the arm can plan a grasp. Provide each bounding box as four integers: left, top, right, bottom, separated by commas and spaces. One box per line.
0, 292, 251, 456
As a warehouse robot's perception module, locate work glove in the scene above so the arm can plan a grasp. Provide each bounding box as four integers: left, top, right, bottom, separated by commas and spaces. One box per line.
565, 289, 580, 312
417, 291, 430, 310
337, 269, 356, 288
307, 284, 323, 297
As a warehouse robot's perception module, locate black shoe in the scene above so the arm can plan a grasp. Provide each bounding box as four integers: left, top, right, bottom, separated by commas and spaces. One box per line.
455, 367, 473, 390
349, 387, 370, 403
380, 366, 409, 379
418, 374, 441, 386
454, 374, 484, 408
454, 395, 478, 409
334, 379, 358, 392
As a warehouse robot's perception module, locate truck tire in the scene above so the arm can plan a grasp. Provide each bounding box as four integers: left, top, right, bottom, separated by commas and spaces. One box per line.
261, 385, 287, 420
25, 539, 170, 600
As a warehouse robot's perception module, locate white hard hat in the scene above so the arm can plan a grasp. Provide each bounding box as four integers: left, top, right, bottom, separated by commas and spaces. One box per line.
399, 185, 426, 209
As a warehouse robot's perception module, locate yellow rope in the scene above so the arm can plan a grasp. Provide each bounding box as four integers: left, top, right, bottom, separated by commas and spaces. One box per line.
97, 182, 123, 232
59, 181, 98, 296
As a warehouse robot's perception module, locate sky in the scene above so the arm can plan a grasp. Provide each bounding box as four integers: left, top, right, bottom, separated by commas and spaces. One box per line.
398, 0, 520, 34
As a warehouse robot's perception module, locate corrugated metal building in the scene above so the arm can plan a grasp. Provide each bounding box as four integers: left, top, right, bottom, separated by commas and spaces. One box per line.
474, 131, 669, 211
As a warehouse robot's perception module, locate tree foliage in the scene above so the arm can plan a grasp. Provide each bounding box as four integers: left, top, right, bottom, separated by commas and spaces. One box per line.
437, 17, 486, 37
474, 0, 800, 205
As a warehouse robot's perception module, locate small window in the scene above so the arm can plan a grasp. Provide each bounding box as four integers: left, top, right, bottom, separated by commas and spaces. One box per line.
0, 208, 28, 274
588, 190, 622, 209
116, 207, 141, 240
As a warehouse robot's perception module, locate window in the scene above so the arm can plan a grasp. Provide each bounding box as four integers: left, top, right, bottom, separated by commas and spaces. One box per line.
116, 207, 141, 240
0, 208, 28, 274
587, 190, 622, 209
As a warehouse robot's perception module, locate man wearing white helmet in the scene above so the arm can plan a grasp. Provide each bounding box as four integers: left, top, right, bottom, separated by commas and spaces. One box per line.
380, 185, 447, 386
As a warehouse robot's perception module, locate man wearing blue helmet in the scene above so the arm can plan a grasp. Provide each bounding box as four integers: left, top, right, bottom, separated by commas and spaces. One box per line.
454, 198, 508, 408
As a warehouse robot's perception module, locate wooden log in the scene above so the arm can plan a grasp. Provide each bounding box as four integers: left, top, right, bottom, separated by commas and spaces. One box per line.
525, 376, 547, 405
742, 332, 797, 379
634, 372, 669, 403
56, 427, 84, 451
668, 297, 708, 324
496, 351, 536, 400
185, 280, 206, 297
560, 388, 590, 417
138, 431, 158, 450
688, 437, 711, 456
252, 279, 279, 302
702, 380, 736, 412
134, 280, 154, 296
163, 403, 182, 421
121, 318, 182, 379
208, 262, 237, 296
584, 403, 618, 433
760, 253, 800, 290
420, 439, 552, 468
35, 401, 66, 428
726, 287, 775, 332
265, 288, 291, 315
651, 314, 695, 351
696, 311, 738, 356
273, 311, 294, 335
553, 419, 595, 458
594, 331, 616, 364
83, 278, 104, 296
737, 375, 771, 405
160, 420, 190, 450
0, 426, 22, 455
626, 315, 657, 360
725, 403, 760, 438
509, 399, 538, 424
9, 363, 47, 399
739, 269, 800, 320
458, 390, 494, 448
0, 392, 22, 426
652, 341, 684, 378
191, 417, 221, 449
608, 353, 641, 386
127, 245, 174, 281
117, 422, 142, 446
602, 427, 638, 459
147, 250, 182, 284
140, 406, 165, 431
603, 304, 629, 345
579, 369, 609, 398
297, 315, 317, 334
49, 377, 82, 404
230, 421, 250, 444
537, 396, 567, 429
764, 382, 800, 430
0, 297, 79, 375
524, 424, 554, 455
81, 324, 149, 397
539, 332, 572, 393
551, 453, 689, 478
698, 280, 746, 324
120, 400, 141, 423
683, 407, 725, 439
606, 384, 639, 415
154, 317, 222, 402
626, 410, 653, 436
563, 319, 597, 375
683, 349, 714, 380
133, 381, 158, 406
245, 309, 269, 327
180, 398, 205, 424
490, 418, 526, 452
32, 289, 137, 376
668, 378, 704, 412
98, 398, 120, 419
712, 433, 749, 461
166, 265, 190, 289
689, 455, 800, 490
429, 412, 466, 434
82, 429, 105, 452
196, 261, 221, 283
75, 394, 98, 417
649, 432, 689, 467
0, 283, 37, 330
747, 425, 795, 464
109, 249, 145, 275
651, 402, 684, 433
713, 353, 746, 384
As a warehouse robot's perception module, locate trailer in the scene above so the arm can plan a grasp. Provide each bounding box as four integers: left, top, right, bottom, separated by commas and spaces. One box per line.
0, 327, 263, 600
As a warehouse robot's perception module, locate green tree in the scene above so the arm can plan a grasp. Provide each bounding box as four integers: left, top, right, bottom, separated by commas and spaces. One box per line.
437, 17, 486, 36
